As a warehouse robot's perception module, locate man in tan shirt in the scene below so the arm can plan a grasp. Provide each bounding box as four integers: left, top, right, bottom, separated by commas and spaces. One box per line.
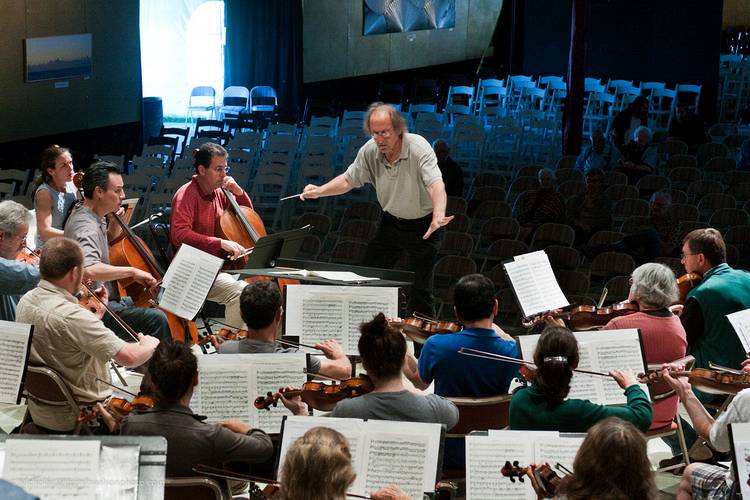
16, 237, 159, 432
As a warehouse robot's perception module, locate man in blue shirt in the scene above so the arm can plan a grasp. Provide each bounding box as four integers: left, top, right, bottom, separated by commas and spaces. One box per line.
575, 130, 621, 174
403, 273, 520, 468
404, 273, 520, 396
0, 201, 41, 321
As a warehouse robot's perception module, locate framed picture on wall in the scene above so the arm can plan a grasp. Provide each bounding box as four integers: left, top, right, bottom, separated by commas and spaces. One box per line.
24, 33, 92, 82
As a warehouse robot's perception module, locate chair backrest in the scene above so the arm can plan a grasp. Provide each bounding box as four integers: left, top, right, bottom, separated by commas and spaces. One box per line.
250, 85, 278, 109
164, 477, 229, 500
446, 394, 512, 435
23, 365, 85, 433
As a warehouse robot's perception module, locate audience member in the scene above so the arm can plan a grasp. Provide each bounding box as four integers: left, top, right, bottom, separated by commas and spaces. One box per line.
433, 138, 464, 198
566, 169, 612, 247
609, 96, 649, 148
0, 201, 40, 321
281, 313, 459, 429
120, 340, 274, 481
618, 125, 658, 185
515, 168, 566, 242
556, 417, 658, 500
667, 103, 709, 154
32, 145, 79, 248
16, 237, 159, 432
509, 326, 652, 432
277, 427, 408, 500
575, 130, 622, 173
215, 280, 351, 379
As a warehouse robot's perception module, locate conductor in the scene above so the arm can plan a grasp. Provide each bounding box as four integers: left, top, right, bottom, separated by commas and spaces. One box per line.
301, 102, 453, 316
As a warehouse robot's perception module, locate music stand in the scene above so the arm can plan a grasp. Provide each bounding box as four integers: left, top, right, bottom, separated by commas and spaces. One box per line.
244, 226, 311, 268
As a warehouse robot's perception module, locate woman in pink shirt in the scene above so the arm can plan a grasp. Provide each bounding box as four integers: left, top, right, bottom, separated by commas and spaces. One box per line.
603, 262, 687, 430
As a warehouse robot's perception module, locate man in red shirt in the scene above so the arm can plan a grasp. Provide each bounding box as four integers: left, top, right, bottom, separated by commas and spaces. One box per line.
170, 142, 251, 329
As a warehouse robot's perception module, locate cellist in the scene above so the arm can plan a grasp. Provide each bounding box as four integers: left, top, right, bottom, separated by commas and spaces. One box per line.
170, 142, 250, 330
64, 162, 172, 342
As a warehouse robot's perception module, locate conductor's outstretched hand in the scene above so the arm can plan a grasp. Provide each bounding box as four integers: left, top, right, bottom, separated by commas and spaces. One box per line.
423, 215, 454, 239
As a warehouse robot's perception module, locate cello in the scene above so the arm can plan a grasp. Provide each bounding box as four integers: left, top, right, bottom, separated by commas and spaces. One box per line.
108, 211, 200, 344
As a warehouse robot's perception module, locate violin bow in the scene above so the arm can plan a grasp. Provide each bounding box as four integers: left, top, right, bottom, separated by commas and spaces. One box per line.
79, 280, 140, 342
95, 377, 138, 398
458, 348, 611, 378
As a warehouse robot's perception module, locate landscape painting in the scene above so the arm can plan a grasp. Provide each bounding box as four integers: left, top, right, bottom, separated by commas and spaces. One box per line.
25, 33, 92, 82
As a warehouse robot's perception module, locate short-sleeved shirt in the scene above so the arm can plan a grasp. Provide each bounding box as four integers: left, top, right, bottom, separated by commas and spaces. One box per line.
330, 390, 459, 429
15, 280, 126, 431
63, 204, 115, 296
34, 181, 78, 248
343, 133, 442, 220
217, 337, 321, 373
418, 327, 520, 397
0, 257, 40, 321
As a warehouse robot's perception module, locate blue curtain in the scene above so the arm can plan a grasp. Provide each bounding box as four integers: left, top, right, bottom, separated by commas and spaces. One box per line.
224, 0, 303, 120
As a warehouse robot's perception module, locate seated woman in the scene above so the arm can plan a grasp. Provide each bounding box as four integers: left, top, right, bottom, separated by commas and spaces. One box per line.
509, 326, 652, 432
617, 126, 658, 185
516, 168, 566, 243
602, 263, 687, 431
278, 427, 408, 500
555, 417, 658, 500
281, 313, 459, 429
33, 145, 79, 248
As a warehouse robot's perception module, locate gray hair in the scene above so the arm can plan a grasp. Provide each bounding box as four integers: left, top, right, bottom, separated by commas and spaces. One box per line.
649, 190, 672, 206
364, 102, 408, 137
630, 262, 678, 308
0, 200, 31, 236
634, 125, 652, 142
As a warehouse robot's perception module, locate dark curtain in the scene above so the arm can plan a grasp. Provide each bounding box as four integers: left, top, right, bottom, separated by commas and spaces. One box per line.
224, 0, 303, 120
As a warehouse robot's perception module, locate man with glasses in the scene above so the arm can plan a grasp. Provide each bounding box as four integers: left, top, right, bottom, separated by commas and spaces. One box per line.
678, 228, 750, 382
170, 142, 250, 330
301, 102, 453, 317
0, 200, 40, 321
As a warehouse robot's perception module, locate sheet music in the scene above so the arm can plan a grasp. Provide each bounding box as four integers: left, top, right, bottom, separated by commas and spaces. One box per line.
466, 432, 582, 500
278, 416, 441, 498
731, 422, 750, 499
503, 251, 569, 318
0, 321, 32, 404
192, 354, 306, 432
277, 416, 366, 483
728, 308, 750, 354
3, 438, 100, 499
285, 285, 399, 355
518, 329, 647, 405
159, 244, 224, 320
96, 445, 140, 500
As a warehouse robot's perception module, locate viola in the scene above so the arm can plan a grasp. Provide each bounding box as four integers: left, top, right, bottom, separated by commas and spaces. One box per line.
638, 366, 750, 395
78, 279, 106, 317
501, 461, 564, 498
675, 272, 702, 305
16, 247, 40, 265
522, 301, 640, 330
77, 394, 156, 425
255, 375, 374, 412
391, 312, 461, 343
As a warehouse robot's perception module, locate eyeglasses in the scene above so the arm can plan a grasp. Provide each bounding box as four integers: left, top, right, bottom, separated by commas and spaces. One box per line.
681, 252, 698, 259
371, 128, 393, 139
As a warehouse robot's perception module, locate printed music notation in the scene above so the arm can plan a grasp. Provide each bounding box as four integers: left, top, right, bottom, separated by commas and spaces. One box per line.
0, 320, 32, 405
503, 251, 569, 319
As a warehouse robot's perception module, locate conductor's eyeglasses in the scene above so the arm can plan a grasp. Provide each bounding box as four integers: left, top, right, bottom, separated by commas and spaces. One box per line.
371, 128, 393, 139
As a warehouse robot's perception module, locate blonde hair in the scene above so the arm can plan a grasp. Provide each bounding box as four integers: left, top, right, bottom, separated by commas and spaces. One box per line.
279, 427, 356, 500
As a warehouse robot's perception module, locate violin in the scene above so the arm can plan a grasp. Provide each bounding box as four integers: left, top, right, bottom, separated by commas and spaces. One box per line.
77, 394, 156, 426
638, 366, 750, 395
459, 348, 611, 379
255, 375, 374, 412
78, 279, 106, 317
675, 272, 702, 305
391, 312, 461, 343
501, 461, 564, 498
16, 247, 40, 265
522, 301, 640, 330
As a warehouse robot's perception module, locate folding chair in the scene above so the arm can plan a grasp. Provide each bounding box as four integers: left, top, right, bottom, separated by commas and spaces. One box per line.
21, 365, 91, 434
